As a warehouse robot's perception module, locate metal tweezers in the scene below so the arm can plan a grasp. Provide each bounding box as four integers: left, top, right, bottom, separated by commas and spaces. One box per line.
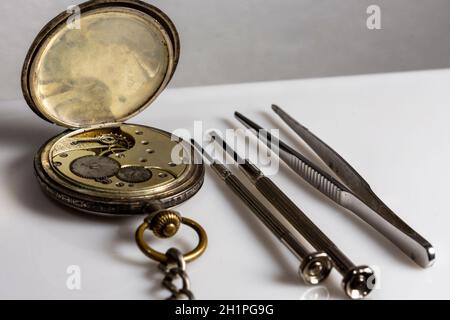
235, 104, 435, 268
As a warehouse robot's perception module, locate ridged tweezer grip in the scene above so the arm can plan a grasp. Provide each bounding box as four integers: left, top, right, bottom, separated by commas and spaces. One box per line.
254, 176, 353, 272
287, 154, 342, 203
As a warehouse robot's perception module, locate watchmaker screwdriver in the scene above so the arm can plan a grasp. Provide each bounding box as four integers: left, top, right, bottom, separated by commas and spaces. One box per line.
210, 132, 375, 299
191, 140, 332, 285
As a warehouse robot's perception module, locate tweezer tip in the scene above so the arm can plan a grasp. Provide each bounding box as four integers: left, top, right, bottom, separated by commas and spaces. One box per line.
272, 104, 290, 119
234, 112, 263, 132
234, 112, 245, 122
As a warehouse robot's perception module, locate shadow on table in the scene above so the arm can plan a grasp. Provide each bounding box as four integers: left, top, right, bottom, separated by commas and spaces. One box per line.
0, 104, 160, 289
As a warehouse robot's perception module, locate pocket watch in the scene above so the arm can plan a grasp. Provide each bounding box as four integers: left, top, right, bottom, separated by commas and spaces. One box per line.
21, 0, 207, 299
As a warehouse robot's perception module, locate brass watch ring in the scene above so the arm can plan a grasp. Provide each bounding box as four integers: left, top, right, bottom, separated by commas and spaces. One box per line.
136, 217, 208, 264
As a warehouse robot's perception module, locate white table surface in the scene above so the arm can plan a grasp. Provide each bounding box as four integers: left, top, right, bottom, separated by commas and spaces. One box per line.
0, 69, 449, 300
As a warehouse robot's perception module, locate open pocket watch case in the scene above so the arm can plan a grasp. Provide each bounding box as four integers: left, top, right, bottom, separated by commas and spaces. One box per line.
21, 0, 205, 216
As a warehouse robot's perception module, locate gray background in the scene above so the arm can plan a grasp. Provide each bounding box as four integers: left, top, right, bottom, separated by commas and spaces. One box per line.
1, 0, 450, 101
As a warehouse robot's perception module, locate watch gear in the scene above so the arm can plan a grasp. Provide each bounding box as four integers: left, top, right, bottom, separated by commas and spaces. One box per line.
117, 166, 152, 183
71, 134, 125, 145
70, 155, 121, 179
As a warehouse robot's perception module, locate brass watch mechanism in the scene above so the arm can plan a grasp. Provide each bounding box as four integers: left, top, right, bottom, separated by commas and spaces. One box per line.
35, 124, 204, 216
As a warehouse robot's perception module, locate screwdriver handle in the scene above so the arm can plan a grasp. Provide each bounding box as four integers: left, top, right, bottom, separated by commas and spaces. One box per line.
210, 163, 309, 259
